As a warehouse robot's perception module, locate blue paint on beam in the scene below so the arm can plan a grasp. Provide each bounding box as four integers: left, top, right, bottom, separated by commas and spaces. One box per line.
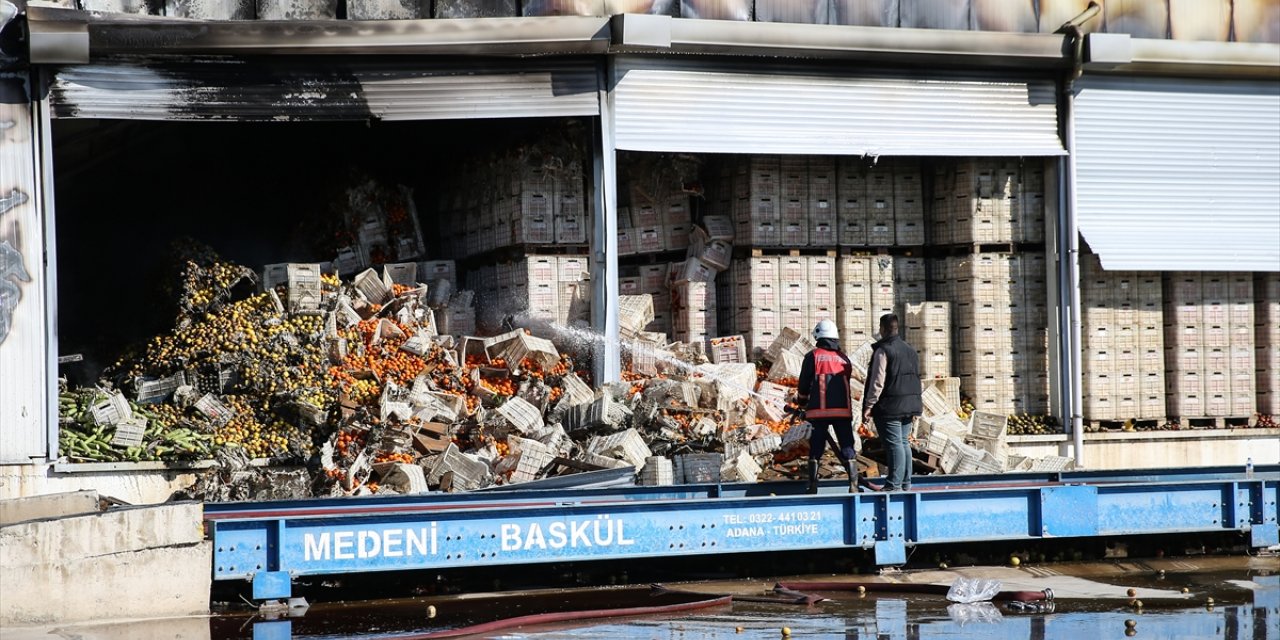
1097, 484, 1226, 535
1041, 485, 1098, 537
208, 469, 1280, 599
252, 571, 292, 600
915, 490, 1037, 542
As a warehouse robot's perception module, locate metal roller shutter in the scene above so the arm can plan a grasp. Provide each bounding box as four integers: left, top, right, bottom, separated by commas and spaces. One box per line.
611, 57, 1065, 157
50, 58, 601, 121
1075, 76, 1280, 272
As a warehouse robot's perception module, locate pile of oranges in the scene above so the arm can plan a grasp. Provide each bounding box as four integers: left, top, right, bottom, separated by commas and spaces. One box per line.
327, 318, 433, 402
374, 451, 415, 464
335, 430, 367, 456
480, 376, 518, 396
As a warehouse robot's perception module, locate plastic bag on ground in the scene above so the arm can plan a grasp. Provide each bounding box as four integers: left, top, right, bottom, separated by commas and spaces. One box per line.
946, 577, 1002, 604
946, 602, 1004, 625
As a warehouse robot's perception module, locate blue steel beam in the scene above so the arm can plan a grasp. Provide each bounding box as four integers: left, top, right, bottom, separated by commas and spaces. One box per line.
203, 465, 1280, 521
213, 470, 1279, 600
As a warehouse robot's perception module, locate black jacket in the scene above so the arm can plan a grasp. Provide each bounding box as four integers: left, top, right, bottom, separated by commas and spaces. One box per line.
864, 335, 923, 419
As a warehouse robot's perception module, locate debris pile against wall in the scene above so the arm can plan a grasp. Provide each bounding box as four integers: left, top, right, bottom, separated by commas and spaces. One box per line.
59, 243, 1073, 499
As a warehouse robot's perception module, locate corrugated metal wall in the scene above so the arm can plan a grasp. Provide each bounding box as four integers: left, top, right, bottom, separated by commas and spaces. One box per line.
0, 73, 49, 463
52, 59, 601, 121
1074, 76, 1280, 272
612, 58, 1065, 156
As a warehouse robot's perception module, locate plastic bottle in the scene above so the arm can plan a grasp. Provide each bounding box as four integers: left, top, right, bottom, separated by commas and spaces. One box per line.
1246, 457, 1253, 479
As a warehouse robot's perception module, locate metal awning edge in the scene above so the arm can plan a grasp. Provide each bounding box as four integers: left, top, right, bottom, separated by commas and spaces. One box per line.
24, 9, 1280, 79
26, 10, 613, 62
24, 9, 1075, 68
663, 17, 1072, 69
1085, 34, 1280, 80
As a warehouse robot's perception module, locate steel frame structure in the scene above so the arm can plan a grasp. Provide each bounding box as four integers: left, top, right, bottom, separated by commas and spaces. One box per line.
202, 466, 1279, 600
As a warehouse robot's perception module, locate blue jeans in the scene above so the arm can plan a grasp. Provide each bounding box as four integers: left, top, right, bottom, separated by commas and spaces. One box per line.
878, 416, 912, 491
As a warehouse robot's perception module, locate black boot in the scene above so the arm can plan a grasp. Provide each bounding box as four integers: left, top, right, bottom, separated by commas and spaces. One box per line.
841, 458, 857, 493
806, 459, 819, 494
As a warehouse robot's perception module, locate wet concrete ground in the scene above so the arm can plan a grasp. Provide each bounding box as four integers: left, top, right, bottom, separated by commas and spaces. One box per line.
7, 555, 1277, 639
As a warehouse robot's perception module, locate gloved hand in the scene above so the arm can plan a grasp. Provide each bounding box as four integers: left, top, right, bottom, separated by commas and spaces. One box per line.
785, 405, 806, 421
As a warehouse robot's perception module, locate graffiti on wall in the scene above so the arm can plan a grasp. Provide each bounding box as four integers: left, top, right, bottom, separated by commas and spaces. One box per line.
0, 187, 31, 344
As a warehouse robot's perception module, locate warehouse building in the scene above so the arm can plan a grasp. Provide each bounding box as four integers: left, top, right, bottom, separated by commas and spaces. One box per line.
0, 0, 1277, 500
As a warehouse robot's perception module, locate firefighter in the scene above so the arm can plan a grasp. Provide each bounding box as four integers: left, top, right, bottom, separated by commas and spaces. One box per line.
795, 319, 861, 494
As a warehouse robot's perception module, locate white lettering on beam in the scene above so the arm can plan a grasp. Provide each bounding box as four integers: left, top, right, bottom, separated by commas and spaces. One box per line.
302, 525, 437, 563
334, 531, 355, 560
305, 532, 330, 561
498, 517, 636, 553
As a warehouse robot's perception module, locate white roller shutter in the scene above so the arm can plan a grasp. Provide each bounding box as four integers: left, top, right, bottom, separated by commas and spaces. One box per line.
1075, 76, 1280, 272
51, 59, 600, 121
612, 58, 1065, 157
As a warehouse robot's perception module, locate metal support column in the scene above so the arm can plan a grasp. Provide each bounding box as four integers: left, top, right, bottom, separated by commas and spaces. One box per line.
1059, 93, 1080, 465
1043, 157, 1064, 445
36, 69, 61, 461
1060, 84, 1085, 467
590, 60, 621, 384
1056, 1, 1102, 470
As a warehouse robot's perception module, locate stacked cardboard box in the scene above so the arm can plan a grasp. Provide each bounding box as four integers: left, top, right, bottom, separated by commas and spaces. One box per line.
835, 255, 893, 345
931, 160, 1045, 245
905, 302, 952, 379
719, 155, 781, 246
837, 158, 925, 248
441, 152, 588, 259
934, 251, 1049, 415
468, 255, 591, 332
619, 264, 673, 335
328, 184, 428, 275
718, 255, 835, 356
617, 191, 693, 257
1256, 273, 1280, 416
1164, 272, 1256, 419
894, 256, 927, 306
1079, 255, 1166, 420
708, 155, 922, 248
673, 281, 717, 346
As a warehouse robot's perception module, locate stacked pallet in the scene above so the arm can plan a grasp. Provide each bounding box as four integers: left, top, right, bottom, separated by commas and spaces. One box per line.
931, 160, 1045, 245
467, 255, 591, 332
1257, 273, 1280, 416
933, 252, 1050, 415
718, 255, 835, 356
1079, 255, 1166, 422
1163, 272, 1256, 422
441, 153, 587, 259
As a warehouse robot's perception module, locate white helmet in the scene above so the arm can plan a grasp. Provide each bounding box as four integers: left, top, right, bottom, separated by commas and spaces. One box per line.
813, 319, 839, 340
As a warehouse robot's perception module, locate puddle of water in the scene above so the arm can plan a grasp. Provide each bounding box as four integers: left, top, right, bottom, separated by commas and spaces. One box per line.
8, 568, 1276, 640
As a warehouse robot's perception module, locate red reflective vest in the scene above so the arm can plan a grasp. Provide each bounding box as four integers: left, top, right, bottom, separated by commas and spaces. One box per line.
797, 348, 855, 420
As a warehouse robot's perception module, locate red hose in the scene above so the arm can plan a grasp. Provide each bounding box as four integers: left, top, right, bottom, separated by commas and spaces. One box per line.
776, 582, 1051, 602
419, 595, 733, 638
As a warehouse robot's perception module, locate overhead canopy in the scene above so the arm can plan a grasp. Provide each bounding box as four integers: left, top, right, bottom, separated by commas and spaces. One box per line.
50, 58, 601, 121
1074, 76, 1280, 272
611, 58, 1065, 157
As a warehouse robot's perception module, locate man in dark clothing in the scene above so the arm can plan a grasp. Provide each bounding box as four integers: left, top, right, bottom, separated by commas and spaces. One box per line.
796, 319, 861, 494
862, 313, 924, 492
